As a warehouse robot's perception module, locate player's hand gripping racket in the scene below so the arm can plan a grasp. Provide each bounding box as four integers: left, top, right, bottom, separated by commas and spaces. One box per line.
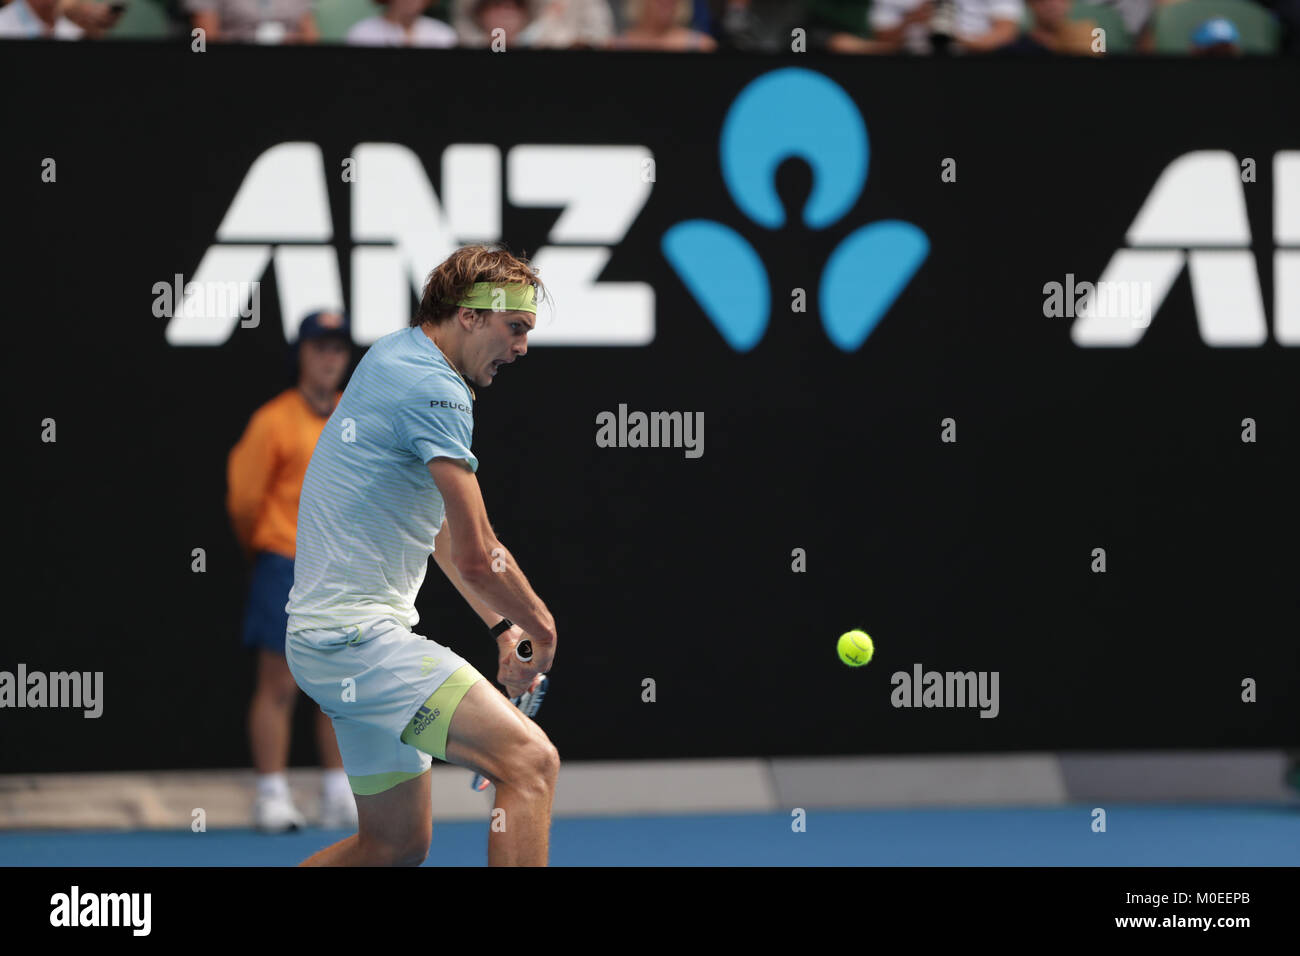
471, 640, 547, 792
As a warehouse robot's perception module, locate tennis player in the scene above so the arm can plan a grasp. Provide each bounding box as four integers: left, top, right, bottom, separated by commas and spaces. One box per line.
285, 245, 559, 866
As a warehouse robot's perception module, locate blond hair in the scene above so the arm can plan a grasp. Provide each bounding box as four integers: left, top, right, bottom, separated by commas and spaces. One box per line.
413, 244, 546, 326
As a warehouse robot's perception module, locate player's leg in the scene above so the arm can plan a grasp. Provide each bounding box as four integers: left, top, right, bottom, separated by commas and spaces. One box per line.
288, 619, 552, 865
346, 620, 559, 865
437, 678, 560, 866
300, 768, 432, 866
287, 620, 444, 864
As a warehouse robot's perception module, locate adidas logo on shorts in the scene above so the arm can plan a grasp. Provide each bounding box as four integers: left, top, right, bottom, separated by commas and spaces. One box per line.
411, 704, 441, 736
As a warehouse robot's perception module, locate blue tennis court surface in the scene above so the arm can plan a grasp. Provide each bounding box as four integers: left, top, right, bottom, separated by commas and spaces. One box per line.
3, 805, 1299, 866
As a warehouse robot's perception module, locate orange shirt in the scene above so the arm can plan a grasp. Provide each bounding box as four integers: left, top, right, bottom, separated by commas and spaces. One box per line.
227, 388, 340, 560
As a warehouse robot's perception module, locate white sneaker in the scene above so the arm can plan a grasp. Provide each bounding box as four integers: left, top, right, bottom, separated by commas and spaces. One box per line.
318, 788, 359, 830
253, 791, 307, 833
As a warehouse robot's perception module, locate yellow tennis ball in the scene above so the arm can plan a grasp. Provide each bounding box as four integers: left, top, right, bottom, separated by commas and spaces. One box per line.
837, 630, 874, 667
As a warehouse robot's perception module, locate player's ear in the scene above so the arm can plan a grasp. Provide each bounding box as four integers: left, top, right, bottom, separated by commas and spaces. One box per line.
459, 307, 488, 331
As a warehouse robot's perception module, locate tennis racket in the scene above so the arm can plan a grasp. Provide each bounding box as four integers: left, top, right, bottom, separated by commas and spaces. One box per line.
470, 640, 546, 792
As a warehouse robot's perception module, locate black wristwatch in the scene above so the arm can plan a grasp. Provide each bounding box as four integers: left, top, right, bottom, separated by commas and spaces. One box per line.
488, 618, 513, 639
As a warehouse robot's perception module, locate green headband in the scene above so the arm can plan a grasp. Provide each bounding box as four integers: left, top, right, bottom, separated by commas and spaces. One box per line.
453, 282, 537, 314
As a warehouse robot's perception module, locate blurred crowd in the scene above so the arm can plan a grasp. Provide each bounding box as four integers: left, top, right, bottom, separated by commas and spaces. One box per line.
1, 0, 1296, 54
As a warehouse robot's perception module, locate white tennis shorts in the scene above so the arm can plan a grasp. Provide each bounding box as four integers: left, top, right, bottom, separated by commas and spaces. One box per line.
285, 617, 485, 792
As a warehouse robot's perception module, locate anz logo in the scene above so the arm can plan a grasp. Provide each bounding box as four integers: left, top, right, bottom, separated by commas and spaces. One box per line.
1073, 151, 1300, 347
166, 143, 656, 347
663, 68, 929, 353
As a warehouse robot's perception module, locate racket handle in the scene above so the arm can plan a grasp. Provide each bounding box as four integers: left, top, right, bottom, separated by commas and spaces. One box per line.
515, 640, 532, 662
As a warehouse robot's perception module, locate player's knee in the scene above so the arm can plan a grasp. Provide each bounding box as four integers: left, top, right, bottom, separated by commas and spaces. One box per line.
539, 737, 560, 786
398, 820, 432, 866
361, 824, 431, 867
393, 839, 430, 867
506, 731, 559, 795
376, 841, 428, 867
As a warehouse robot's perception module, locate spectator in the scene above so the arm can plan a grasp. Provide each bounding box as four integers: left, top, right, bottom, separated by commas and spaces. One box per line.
227, 310, 355, 833
1189, 14, 1240, 53
1084, 0, 1151, 37
347, 0, 458, 44
811, 0, 939, 52
454, 0, 533, 45
950, 0, 1024, 51
870, 0, 937, 52
61, 0, 129, 37
1005, 0, 1099, 52
186, 0, 319, 41
707, 0, 804, 50
612, 0, 717, 47
803, 0, 883, 51
522, 0, 615, 46
0, 0, 85, 36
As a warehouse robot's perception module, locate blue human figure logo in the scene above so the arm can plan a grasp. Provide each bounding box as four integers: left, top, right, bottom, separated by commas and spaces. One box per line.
662, 68, 929, 353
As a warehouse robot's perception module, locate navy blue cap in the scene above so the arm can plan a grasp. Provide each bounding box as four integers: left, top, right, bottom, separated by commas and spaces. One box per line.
297, 309, 351, 347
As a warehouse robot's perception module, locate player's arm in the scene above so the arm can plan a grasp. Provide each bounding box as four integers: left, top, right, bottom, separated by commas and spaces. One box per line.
430, 516, 503, 628
427, 458, 556, 651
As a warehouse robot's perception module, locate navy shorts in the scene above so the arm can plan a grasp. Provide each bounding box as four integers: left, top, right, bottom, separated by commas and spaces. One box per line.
242, 551, 295, 653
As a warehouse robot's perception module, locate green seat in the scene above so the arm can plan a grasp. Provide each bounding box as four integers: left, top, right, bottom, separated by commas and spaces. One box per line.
114, 0, 172, 38
316, 0, 377, 41
1152, 0, 1280, 53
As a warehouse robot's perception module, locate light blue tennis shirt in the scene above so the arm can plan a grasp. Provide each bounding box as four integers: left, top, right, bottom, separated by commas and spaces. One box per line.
287, 325, 478, 633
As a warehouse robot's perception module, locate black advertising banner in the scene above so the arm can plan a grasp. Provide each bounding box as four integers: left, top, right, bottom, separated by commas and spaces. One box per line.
2, 45, 1298, 770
